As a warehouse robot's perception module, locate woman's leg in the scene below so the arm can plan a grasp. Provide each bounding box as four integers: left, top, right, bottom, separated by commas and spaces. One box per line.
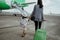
39, 22, 42, 29
34, 21, 42, 31
34, 21, 38, 31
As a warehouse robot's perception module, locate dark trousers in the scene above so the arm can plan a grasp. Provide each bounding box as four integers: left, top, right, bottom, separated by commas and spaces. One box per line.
34, 21, 42, 31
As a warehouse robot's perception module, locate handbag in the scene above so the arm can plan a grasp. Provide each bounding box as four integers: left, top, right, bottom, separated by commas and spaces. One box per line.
31, 16, 35, 21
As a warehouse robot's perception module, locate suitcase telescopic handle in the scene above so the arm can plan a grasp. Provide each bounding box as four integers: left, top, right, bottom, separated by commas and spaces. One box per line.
38, 19, 45, 30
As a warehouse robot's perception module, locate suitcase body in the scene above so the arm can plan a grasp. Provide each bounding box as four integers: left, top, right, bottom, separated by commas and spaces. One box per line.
33, 29, 46, 40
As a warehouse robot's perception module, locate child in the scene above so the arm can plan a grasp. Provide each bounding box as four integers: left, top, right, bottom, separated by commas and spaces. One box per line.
20, 15, 29, 37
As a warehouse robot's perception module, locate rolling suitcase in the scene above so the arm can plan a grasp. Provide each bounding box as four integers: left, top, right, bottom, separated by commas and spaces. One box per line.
33, 20, 47, 40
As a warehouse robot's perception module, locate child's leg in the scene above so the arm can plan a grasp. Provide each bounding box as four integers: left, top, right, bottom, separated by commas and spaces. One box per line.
21, 26, 27, 37
23, 27, 26, 34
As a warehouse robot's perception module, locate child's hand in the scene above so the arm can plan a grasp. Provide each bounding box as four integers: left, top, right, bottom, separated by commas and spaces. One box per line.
28, 16, 31, 21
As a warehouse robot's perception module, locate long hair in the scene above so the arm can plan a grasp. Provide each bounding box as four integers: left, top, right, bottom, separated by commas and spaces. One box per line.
37, 0, 43, 8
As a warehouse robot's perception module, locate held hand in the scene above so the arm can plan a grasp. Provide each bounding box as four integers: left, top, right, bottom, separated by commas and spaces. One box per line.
27, 16, 31, 21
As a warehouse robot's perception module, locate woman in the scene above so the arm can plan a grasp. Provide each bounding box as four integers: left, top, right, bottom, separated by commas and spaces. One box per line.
31, 0, 44, 31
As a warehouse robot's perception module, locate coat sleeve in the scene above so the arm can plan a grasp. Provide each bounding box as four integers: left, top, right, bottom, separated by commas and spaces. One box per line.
30, 5, 36, 17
